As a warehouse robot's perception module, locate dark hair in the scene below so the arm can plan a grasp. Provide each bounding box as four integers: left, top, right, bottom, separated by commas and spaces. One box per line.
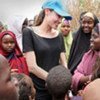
11, 73, 35, 100
93, 23, 100, 35
19, 81, 31, 100
34, 10, 45, 26
79, 11, 87, 21
93, 14, 99, 27
22, 18, 28, 30
91, 56, 100, 81
46, 65, 72, 100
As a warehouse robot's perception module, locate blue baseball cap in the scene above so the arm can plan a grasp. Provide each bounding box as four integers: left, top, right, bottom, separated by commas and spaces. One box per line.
42, 0, 72, 20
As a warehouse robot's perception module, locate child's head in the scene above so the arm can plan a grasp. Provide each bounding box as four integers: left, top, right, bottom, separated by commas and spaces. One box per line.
0, 54, 18, 100
46, 65, 72, 100
0, 31, 22, 55
11, 73, 36, 100
60, 19, 71, 36
90, 23, 100, 51
1, 33, 15, 53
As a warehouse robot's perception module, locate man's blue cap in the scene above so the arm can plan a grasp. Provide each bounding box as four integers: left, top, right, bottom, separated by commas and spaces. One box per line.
42, 0, 72, 20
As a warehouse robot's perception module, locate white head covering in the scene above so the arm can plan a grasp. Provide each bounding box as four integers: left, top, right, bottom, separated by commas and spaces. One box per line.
83, 12, 94, 20
7, 15, 27, 51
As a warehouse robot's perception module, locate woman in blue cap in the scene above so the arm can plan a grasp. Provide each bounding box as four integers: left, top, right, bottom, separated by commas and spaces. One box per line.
22, 0, 72, 100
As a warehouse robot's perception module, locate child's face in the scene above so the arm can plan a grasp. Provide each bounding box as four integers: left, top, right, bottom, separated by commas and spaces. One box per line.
90, 29, 100, 51
2, 34, 15, 53
61, 22, 71, 36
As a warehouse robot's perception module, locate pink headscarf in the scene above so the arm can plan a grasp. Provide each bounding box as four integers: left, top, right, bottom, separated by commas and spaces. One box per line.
72, 23, 100, 92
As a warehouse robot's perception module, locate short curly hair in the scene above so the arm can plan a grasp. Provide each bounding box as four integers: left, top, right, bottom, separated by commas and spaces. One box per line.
46, 65, 72, 100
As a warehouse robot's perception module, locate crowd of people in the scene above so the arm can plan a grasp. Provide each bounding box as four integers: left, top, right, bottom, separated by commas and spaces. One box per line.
0, 0, 100, 100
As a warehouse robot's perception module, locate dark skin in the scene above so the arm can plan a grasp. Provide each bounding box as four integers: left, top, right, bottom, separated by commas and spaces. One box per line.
1, 34, 19, 73
1, 34, 15, 53
81, 16, 94, 33
60, 22, 71, 36
79, 24, 100, 88
90, 29, 100, 51
0, 55, 18, 100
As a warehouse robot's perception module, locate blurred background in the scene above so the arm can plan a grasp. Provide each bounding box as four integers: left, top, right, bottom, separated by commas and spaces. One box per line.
65, 0, 100, 31
0, 0, 43, 23
0, 0, 100, 31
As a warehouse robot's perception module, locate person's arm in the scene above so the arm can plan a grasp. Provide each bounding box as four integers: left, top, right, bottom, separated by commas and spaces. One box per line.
22, 28, 48, 80
72, 51, 94, 93
60, 52, 68, 68
24, 51, 48, 81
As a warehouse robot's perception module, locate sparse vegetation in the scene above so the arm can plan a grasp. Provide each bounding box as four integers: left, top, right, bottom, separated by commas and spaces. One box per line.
65, 0, 100, 31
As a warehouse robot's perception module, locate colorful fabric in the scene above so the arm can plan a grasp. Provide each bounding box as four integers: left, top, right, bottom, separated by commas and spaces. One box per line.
68, 13, 99, 74
0, 31, 29, 75
64, 32, 73, 62
72, 50, 100, 91
58, 18, 73, 63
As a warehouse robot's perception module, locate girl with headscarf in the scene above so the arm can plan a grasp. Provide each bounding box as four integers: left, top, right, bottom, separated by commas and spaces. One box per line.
68, 12, 99, 74
0, 31, 29, 75
72, 23, 100, 93
59, 18, 73, 63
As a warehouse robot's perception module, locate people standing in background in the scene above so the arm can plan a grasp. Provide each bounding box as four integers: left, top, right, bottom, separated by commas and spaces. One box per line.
68, 12, 99, 74
7, 15, 28, 51
0, 31, 29, 75
22, 0, 72, 99
58, 18, 73, 63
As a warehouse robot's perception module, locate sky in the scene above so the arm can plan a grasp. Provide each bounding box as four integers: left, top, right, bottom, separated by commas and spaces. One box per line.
0, 0, 43, 23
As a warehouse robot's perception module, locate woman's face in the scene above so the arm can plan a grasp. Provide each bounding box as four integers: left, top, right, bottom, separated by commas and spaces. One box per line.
60, 22, 71, 36
2, 34, 15, 53
81, 16, 94, 33
46, 9, 63, 29
90, 29, 100, 51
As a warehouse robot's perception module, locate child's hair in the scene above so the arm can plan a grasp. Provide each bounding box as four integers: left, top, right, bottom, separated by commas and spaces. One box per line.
19, 80, 31, 100
11, 73, 36, 100
46, 65, 72, 100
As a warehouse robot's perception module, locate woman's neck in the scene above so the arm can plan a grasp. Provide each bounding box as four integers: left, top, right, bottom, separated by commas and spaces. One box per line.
34, 20, 58, 38
38, 19, 52, 34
